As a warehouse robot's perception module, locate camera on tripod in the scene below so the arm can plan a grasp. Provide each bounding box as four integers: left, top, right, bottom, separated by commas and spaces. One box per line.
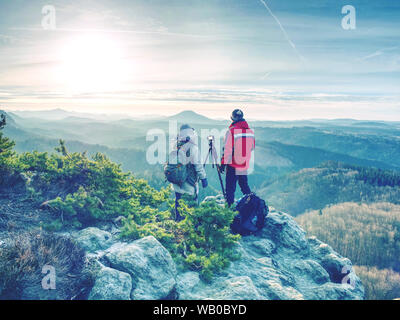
207, 135, 214, 146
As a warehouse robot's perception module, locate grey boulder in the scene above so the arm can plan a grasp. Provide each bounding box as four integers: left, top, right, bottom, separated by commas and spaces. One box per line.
73, 227, 113, 253
177, 273, 261, 300
104, 236, 177, 300
88, 266, 132, 300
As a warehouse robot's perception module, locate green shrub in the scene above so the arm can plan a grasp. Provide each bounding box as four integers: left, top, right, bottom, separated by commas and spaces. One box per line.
0, 114, 18, 187
178, 201, 241, 281
121, 198, 241, 281
17, 141, 170, 227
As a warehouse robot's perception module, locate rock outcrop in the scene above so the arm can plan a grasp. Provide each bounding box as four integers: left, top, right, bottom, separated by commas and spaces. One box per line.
175, 209, 363, 300
104, 236, 177, 300
88, 266, 132, 300
74, 227, 114, 253
76, 207, 364, 300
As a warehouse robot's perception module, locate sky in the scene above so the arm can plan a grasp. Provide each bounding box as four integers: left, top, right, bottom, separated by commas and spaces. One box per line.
0, 0, 399, 120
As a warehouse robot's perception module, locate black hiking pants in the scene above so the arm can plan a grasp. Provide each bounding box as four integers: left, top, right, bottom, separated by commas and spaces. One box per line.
226, 165, 251, 207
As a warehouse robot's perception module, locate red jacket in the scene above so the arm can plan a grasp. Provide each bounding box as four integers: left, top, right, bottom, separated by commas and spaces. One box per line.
221, 120, 255, 171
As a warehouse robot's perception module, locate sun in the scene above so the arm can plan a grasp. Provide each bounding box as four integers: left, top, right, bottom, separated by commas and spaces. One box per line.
56, 33, 127, 93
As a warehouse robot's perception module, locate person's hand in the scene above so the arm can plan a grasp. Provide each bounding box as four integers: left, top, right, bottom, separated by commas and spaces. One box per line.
201, 178, 208, 188
220, 164, 226, 173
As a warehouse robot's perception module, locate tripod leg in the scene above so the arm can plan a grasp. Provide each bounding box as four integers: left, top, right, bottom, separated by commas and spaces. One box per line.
203, 148, 211, 167
210, 145, 227, 201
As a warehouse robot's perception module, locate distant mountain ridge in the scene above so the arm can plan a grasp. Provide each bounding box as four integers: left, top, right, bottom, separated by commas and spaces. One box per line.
6, 108, 400, 127
166, 110, 215, 123
11, 108, 131, 122
9, 108, 219, 124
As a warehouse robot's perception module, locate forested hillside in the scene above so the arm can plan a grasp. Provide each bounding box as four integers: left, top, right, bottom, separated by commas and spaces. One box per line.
259, 162, 400, 215
296, 202, 400, 299
254, 126, 400, 168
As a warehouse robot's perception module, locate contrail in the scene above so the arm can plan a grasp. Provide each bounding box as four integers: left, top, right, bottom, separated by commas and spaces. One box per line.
259, 0, 306, 63
260, 71, 271, 80
358, 46, 399, 61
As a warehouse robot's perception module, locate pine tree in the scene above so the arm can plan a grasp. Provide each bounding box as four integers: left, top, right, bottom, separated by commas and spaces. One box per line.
0, 114, 16, 170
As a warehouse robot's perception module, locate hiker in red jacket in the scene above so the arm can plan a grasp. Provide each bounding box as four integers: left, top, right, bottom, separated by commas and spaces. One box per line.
221, 109, 255, 207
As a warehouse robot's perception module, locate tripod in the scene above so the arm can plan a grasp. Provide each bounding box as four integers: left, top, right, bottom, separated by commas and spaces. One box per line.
203, 136, 227, 201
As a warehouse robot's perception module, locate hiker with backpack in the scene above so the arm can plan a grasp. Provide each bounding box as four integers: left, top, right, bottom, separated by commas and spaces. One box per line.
220, 109, 255, 207
164, 124, 208, 221
219, 109, 268, 236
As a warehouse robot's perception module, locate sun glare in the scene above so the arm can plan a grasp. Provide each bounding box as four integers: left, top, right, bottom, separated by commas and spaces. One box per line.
56, 33, 127, 93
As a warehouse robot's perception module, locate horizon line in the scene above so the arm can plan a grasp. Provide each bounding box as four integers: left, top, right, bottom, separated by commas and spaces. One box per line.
2, 107, 399, 123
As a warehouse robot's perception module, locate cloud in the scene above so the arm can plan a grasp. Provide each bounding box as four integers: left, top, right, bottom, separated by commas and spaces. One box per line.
1, 85, 399, 120
1, 86, 397, 105
8, 26, 215, 40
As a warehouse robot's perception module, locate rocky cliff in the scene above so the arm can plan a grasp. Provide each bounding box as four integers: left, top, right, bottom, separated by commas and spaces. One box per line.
73, 207, 364, 300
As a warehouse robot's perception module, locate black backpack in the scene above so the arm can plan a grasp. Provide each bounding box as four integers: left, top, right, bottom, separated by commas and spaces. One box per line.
231, 193, 269, 236
164, 141, 191, 186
